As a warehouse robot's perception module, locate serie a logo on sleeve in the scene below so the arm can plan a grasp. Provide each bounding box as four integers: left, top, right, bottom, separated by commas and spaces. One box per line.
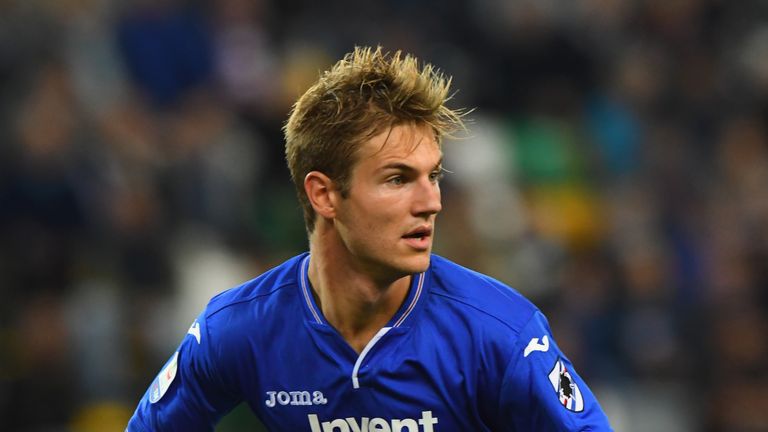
150, 352, 179, 404
548, 358, 584, 412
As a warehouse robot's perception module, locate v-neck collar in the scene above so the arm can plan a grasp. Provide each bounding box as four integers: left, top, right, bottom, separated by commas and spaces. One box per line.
297, 254, 427, 329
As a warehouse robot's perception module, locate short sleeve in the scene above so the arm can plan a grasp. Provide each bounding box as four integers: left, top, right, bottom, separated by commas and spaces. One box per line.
127, 311, 240, 432
497, 311, 612, 431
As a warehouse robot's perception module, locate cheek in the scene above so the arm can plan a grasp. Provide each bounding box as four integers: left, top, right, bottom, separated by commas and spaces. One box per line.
342, 187, 407, 237
352, 214, 400, 249
373, 201, 405, 226
361, 211, 396, 235
354, 193, 401, 226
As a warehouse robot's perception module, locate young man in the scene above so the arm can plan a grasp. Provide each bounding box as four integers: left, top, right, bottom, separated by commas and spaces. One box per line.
127, 47, 612, 431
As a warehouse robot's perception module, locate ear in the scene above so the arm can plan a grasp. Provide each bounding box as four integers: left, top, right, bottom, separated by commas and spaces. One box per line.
304, 171, 338, 220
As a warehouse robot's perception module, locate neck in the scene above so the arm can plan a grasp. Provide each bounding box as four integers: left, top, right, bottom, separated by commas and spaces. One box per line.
307, 232, 412, 354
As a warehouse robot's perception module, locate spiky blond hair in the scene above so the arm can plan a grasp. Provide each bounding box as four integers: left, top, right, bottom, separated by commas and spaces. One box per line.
284, 46, 466, 234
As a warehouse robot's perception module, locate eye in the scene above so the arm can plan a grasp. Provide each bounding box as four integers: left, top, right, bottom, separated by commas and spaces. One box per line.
387, 175, 405, 185
429, 171, 444, 183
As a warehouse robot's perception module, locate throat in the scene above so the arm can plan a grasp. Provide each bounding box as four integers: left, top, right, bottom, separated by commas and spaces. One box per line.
306, 253, 413, 354
320, 293, 404, 354
311, 278, 412, 354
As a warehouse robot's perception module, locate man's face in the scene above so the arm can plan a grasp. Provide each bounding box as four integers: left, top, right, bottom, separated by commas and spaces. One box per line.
333, 122, 443, 281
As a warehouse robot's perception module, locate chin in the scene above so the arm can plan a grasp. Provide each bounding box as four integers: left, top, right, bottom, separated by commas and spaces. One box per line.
395, 252, 432, 275
364, 249, 432, 281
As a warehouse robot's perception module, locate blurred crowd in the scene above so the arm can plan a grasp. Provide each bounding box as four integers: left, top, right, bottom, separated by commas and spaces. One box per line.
1, 0, 767, 431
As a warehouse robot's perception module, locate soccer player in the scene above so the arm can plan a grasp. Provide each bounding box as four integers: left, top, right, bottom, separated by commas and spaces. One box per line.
127, 46, 612, 431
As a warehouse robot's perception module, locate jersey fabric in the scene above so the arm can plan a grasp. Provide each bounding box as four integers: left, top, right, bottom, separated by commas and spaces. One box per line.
127, 253, 612, 431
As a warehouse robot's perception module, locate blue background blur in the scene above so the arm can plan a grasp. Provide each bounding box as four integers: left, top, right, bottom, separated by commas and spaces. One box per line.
1, 0, 768, 431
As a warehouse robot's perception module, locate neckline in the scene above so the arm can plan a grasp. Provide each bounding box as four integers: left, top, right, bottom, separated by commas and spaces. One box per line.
298, 254, 426, 329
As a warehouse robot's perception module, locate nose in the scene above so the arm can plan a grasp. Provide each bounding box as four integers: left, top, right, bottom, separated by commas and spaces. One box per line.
413, 177, 442, 218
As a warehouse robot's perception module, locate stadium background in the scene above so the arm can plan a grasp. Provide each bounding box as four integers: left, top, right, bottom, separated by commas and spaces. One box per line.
1, 0, 768, 430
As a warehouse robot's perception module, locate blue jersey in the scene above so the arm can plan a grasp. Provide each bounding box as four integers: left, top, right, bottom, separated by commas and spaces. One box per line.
128, 253, 611, 431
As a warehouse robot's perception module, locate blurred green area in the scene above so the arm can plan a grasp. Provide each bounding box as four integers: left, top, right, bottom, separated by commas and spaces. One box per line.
218, 403, 267, 432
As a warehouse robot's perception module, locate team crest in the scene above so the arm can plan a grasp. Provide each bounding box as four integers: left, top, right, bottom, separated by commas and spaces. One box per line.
149, 351, 179, 403
548, 358, 584, 412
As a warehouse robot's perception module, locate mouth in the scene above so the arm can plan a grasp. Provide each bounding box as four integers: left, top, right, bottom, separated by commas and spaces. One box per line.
402, 226, 433, 250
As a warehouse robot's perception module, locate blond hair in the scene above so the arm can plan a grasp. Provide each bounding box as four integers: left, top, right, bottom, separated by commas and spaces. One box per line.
284, 46, 466, 234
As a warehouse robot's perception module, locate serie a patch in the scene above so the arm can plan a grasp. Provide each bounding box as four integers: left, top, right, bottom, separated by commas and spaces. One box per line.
548, 358, 584, 412
150, 351, 179, 403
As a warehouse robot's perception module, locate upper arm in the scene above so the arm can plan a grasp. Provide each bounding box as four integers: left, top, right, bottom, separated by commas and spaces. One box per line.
496, 311, 612, 431
127, 312, 241, 432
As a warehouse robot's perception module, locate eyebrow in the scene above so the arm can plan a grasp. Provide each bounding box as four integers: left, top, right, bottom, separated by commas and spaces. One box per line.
379, 158, 443, 173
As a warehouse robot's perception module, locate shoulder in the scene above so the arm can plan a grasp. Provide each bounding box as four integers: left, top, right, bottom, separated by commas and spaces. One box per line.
170, 254, 308, 390
202, 253, 307, 325
427, 254, 540, 336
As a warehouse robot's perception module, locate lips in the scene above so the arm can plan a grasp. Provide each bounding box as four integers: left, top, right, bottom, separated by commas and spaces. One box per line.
402, 226, 433, 250
403, 225, 432, 239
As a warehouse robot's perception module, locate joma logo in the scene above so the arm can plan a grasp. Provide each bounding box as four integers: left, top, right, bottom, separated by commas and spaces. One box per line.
265, 390, 328, 407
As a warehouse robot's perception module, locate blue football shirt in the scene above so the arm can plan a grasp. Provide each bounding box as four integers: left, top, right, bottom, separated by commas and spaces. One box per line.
127, 253, 612, 431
